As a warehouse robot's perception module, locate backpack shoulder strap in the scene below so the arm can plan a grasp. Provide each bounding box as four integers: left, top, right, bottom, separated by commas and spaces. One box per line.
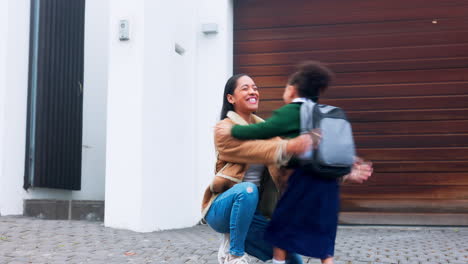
300, 99, 316, 134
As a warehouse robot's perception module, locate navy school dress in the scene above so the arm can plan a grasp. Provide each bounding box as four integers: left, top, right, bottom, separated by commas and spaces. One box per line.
264, 168, 340, 259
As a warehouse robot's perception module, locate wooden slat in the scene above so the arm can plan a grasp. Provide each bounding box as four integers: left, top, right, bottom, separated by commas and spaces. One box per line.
325, 96, 468, 111
348, 109, 468, 122
335, 68, 468, 86
347, 172, 468, 186
351, 120, 468, 135
341, 199, 468, 213
326, 82, 468, 98
339, 212, 468, 225
253, 68, 468, 87
258, 109, 468, 122
257, 95, 468, 112
235, 0, 468, 20
235, 44, 468, 66
257, 82, 468, 99
341, 186, 468, 199
236, 4, 468, 30
355, 134, 468, 148
235, 17, 468, 42
237, 57, 468, 76
358, 148, 468, 161
235, 30, 468, 54
374, 161, 468, 173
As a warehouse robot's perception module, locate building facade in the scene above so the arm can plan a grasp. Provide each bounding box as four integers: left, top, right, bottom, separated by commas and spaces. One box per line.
0, 0, 467, 232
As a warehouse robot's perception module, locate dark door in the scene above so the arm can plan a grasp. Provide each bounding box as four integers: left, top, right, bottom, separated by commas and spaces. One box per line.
24, 0, 86, 190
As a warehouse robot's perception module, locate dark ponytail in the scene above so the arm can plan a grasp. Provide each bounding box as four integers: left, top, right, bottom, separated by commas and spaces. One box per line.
220, 74, 248, 119
288, 61, 334, 102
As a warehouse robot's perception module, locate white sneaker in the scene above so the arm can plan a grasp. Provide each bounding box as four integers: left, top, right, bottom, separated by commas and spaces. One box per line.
224, 254, 251, 264
217, 233, 230, 264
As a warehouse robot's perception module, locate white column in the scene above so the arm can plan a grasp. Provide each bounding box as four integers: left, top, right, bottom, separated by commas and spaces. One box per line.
105, 0, 234, 231
193, 0, 234, 212
104, 0, 146, 231
0, 0, 9, 215
139, 0, 199, 231
0, 0, 31, 215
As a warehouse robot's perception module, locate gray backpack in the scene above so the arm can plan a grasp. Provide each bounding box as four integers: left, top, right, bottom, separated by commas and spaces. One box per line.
299, 100, 356, 179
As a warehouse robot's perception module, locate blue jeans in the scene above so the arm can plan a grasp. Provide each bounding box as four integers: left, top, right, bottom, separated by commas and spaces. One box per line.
205, 182, 303, 264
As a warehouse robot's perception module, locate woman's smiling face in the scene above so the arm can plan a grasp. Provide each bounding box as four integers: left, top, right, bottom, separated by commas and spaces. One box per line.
227, 75, 260, 114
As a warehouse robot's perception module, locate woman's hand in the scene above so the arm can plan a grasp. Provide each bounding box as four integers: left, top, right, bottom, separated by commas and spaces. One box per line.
286, 134, 313, 155
215, 122, 234, 137
343, 157, 373, 183
309, 129, 322, 149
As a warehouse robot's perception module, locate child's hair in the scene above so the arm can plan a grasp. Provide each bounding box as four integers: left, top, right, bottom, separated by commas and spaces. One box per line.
288, 61, 334, 101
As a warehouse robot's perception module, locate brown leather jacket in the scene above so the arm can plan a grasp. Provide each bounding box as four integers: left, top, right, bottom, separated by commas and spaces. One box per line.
201, 111, 292, 218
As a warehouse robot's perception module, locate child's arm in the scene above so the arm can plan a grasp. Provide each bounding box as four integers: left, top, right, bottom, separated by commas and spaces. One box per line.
231, 104, 300, 140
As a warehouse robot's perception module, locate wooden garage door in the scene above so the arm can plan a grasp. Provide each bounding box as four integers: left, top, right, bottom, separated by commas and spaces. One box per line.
234, 0, 468, 225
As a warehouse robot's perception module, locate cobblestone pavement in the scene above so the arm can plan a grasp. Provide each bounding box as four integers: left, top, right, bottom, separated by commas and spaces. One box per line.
0, 216, 467, 264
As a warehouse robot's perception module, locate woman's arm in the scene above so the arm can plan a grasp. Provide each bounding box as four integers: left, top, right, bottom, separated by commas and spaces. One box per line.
215, 120, 311, 165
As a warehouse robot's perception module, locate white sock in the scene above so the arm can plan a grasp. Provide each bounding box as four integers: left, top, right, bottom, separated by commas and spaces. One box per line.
272, 258, 286, 264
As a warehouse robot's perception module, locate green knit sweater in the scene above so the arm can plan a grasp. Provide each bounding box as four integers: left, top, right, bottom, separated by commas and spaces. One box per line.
231, 103, 301, 140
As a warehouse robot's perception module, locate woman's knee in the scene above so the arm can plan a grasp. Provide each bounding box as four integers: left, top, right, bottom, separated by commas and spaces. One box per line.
235, 182, 259, 201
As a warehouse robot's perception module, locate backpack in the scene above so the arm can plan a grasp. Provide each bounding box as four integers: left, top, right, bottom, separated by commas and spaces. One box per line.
299, 100, 356, 179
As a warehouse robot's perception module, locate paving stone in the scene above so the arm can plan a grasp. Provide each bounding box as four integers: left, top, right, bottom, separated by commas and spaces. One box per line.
333, 261, 350, 264
0, 216, 467, 263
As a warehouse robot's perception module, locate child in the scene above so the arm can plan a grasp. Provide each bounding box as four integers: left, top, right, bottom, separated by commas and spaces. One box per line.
219, 61, 342, 264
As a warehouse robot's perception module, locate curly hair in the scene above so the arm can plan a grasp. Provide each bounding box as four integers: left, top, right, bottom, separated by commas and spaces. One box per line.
288, 61, 334, 101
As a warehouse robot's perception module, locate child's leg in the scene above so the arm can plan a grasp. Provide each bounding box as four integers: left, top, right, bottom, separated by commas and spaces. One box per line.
273, 247, 287, 264
244, 212, 303, 264
321, 257, 334, 264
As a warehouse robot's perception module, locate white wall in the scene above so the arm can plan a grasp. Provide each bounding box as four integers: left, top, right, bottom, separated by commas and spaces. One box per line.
0, 0, 108, 216
105, 0, 146, 231
0, 0, 33, 215
194, 0, 234, 215
72, 0, 109, 201
105, 0, 233, 231
140, 0, 197, 230
0, 0, 10, 215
